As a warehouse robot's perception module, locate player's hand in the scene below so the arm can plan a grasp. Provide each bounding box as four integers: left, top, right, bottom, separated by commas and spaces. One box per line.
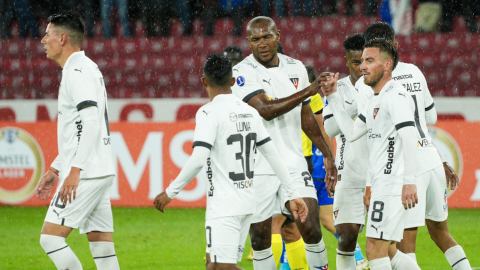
319, 72, 339, 96
289, 198, 308, 223
402, 184, 418, 209
308, 72, 334, 96
154, 191, 172, 213
60, 167, 81, 205
323, 156, 337, 192
443, 162, 459, 190
363, 186, 371, 211
36, 168, 59, 200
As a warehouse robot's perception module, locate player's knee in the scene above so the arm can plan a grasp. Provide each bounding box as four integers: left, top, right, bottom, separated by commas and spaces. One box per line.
300, 222, 322, 244
337, 231, 358, 251
40, 234, 65, 252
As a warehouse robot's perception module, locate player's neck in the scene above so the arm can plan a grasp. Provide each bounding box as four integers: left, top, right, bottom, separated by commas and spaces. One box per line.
372, 75, 392, 94
208, 89, 232, 101
58, 47, 80, 68
349, 75, 357, 86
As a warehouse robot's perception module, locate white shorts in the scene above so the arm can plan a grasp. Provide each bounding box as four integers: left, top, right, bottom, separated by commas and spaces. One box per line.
205, 215, 252, 264
405, 166, 449, 228
251, 175, 281, 224
44, 175, 114, 234
366, 194, 406, 242
333, 188, 367, 230
276, 171, 318, 217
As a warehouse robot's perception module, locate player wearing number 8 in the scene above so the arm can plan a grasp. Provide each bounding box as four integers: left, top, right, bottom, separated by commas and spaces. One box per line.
320, 39, 420, 270
36, 11, 118, 270
358, 22, 472, 270
153, 54, 308, 270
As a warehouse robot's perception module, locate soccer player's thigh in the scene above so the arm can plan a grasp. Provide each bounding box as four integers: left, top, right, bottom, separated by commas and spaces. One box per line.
44, 177, 113, 230
366, 194, 406, 242
404, 171, 429, 228
251, 175, 280, 224
82, 176, 115, 237
205, 215, 252, 264
333, 188, 366, 228
425, 166, 449, 222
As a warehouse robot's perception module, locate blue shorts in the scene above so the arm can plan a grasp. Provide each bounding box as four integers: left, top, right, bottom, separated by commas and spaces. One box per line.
313, 178, 333, 206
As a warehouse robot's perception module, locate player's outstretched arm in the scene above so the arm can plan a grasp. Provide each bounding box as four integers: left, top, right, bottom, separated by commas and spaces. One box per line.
154, 146, 211, 213
323, 104, 342, 138
257, 140, 308, 222
320, 73, 367, 142
245, 72, 331, 121
36, 167, 59, 200
431, 140, 460, 190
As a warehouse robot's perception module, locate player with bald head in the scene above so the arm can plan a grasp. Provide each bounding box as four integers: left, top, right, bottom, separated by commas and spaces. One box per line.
232, 16, 337, 270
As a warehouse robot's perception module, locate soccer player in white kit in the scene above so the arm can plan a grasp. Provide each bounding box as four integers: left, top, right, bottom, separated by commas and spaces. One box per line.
231, 17, 337, 270
36, 11, 119, 270
153, 54, 308, 270
323, 33, 369, 270
320, 39, 419, 270
358, 22, 471, 270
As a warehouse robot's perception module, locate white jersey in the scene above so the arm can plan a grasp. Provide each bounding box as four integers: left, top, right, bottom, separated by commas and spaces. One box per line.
323, 76, 367, 189
54, 51, 114, 179
231, 53, 310, 175
357, 62, 441, 175
358, 80, 416, 196
192, 94, 272, 219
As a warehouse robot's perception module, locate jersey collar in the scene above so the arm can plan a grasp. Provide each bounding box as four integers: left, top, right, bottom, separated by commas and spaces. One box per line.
63, 51, 85, 71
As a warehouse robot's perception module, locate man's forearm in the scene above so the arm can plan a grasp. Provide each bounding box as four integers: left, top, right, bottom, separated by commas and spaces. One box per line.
302, 105, 333, 158
250, 86, 313, 121
315, 114, 335, 155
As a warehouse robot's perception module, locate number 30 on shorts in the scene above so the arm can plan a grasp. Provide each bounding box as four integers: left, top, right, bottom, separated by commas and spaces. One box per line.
371, 201, 384, 222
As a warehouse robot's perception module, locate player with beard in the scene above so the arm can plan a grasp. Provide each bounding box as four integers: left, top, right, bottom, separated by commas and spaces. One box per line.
320, 39, 419, 270
358, 22, 472, 270
323, 33, 368, 270
232, 16, 337, 270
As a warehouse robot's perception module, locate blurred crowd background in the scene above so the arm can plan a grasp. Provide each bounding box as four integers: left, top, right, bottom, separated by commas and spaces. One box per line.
1, 0, 479, 39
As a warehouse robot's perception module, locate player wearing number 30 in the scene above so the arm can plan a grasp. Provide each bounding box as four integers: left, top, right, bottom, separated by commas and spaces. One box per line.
36, 11, 119, 270
320, 39, 419, 270
153, 54, 308, 270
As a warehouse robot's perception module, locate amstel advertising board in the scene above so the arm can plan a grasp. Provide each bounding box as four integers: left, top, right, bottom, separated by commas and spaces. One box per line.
0, 121, 479, 208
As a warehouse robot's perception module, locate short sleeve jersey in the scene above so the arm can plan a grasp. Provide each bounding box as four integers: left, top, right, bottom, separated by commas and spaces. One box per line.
356, 62, 441, 175
193, 94, 272, 219
358, 80, 416, 196
323, 76, 368, 188
231, 53, 310, 175
57, 51, 114, 179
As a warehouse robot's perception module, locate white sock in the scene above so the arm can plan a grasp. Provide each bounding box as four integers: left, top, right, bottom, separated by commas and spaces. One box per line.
336, 249, 356, 270
370, 257, 392, 270
406, 253, 417, 262
40, 234, 83, 270
253, 247, 276, 270
445, 245, 472, 270
90, 241, 120, 270
390, 250, 420, 270
305, 238, 328, 270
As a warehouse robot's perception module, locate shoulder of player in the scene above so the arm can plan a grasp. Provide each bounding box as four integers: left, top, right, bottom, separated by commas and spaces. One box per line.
233, 58, 259, 74
394, 62, 425, 78
384, 82, 409, 100
195, 103, 215, 118
278, 53, 304, 66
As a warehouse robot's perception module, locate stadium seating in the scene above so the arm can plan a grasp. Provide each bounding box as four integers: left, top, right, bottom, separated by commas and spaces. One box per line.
0, 16, 478, 99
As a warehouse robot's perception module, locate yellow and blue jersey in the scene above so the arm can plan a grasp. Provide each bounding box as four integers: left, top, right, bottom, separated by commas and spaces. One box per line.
302, 94, 326, 179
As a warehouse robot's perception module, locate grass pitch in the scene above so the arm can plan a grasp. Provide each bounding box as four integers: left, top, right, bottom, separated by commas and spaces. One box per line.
1, 207, 479, 269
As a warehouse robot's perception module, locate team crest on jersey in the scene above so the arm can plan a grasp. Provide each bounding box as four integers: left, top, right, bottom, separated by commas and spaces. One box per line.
333, 209, 339, 219
290, 78, 299, 89
315, 265, 329, 269
373, 108, 380, 119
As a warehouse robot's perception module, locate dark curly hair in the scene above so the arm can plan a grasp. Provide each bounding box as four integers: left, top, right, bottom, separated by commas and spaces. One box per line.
203, 53, 233, 87
343, 33, 365, 52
